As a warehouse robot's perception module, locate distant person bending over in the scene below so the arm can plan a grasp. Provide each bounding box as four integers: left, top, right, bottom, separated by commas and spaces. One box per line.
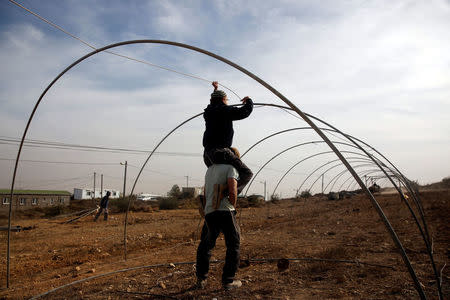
202, 81, 253, 194
94, 191, 110, 221
196, 147, 242, 290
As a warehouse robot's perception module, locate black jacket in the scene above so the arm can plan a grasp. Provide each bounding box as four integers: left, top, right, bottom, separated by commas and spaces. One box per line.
100, 194, 110, 208
202, 99, 253, 150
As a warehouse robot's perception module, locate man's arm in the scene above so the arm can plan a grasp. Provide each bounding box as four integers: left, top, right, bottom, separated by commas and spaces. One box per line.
225, 97, 253, 120
227, 177, 238, 207
212, 81, 218, 91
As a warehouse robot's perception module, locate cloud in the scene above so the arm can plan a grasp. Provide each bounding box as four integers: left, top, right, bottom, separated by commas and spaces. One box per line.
1, 0, 449, 194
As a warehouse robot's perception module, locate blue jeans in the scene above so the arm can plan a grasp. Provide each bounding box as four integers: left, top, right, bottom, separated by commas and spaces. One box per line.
196, 210, 240, 284
94, 207, 108, 221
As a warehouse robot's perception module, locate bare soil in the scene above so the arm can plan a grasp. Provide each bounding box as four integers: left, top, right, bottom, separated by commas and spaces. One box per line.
0, 190, 448, 299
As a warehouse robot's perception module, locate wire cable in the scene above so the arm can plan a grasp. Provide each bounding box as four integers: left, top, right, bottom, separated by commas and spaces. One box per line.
7, 0, 241, 99
0, 137, 201, 157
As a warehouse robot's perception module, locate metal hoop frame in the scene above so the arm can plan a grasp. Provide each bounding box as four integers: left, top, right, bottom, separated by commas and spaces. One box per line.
7, 40, 439, 298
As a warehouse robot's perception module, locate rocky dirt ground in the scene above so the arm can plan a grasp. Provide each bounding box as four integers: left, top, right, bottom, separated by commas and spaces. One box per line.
0, 190, 448, 299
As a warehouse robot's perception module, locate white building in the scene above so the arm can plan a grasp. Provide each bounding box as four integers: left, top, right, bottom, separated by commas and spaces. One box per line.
136, 193, 161, 201
73, 188, 121, 200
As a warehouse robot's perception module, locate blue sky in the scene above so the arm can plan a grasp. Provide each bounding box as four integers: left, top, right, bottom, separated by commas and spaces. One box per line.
1, 0, 449, 196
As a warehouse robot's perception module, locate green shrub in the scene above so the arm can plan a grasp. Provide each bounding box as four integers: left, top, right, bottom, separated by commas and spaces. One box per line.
159, 197, 179, 210
270, 194, 280, 202
44, 205, 67, 217
300, 190, 312, 198
247, 194, 265, 207
109, 197, 129, 213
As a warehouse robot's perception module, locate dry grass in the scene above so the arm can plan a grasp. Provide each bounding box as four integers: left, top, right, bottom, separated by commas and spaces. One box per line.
0, 190, 448, 299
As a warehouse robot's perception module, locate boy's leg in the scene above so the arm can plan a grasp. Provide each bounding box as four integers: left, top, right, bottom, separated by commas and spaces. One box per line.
104, 208, 108, 221
196, 213, 220, 280
214, 148, 253, 194
94, 208, 103, 221
221, 211, 241, 285
203, 149, 214, 167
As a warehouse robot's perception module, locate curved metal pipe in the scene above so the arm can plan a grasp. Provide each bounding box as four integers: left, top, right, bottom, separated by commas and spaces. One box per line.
271, 157, 371, 198
327, 157, 394, 193
306, 162, 376, 194
241, 126, 326, 158
9, 40, 427, 298
304, 114, 440, 299
348, 169, 398, 192
245, 144, 367, 197
345, 169, 388, 191
243, 141, 326, 196
298, 159, 374, 194
244, 103, 432, 249
309, 159, 375, 194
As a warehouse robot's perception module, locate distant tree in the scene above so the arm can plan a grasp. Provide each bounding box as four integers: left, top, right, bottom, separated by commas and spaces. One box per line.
270, 194, 280, 201
168, 184, 181, 198
300, 190, 312, 198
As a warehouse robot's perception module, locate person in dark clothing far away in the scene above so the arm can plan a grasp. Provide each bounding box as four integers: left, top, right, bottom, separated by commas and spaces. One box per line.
196, 147, 242, 290
94, 191, 111, 221
202, 81, 253, 194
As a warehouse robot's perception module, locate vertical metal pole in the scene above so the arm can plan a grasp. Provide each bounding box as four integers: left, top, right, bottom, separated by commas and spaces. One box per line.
101, 174, 103, 198
264, 181, 267, 201
122, 161, 128, 260
185, 175, 189, 188
321, 174, 324, 194
93, 172, 96, 199
6, 192, 13, 288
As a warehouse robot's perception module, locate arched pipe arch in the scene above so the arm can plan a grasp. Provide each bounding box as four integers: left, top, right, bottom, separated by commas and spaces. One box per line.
344, 169, 389, 191
306, 162, 376, 195
271, 157, 372, 198
236, 106, 440, 298
305, 111, 430, 234
347, 169, 395, 192
269, 111, 440, 298
311, 160, 379, 194
243, 141, 366, 197
328, 164, 394, 194
301, 158, 374, 195
8, 40, 429, 298
297, 159, 375, 195
237, 102, 430, 245
235, 103, 433, 266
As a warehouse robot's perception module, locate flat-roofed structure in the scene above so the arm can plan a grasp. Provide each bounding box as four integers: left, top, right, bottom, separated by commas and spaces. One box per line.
0, 189, 71, 212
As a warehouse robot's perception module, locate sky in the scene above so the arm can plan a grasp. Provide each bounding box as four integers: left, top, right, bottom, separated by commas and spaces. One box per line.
0, 0, 449, 198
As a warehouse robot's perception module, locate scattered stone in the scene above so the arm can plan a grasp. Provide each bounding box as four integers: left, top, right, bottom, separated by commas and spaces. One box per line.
159, 282, 166, 289
312, 276, 324, 281
169, 263, 176, 268
239, 259, 250, 268
277, 258, 289, 272
75, 266, 81, 272
156, 233, 163, 239
88, 268, 95, 273
54, 274, 62, 279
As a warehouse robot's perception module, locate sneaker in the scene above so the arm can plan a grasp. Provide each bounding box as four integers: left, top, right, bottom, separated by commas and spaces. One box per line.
196, 278, 207, 289
223, 279, 242, 290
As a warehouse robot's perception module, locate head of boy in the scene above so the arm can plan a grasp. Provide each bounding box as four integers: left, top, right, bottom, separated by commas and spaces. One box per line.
210, 90, 228, 105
